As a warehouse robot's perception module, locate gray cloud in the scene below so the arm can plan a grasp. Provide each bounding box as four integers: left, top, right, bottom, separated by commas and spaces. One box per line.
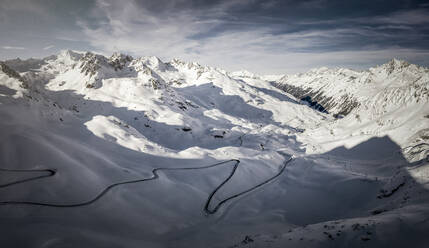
1, 0, 429, 73
43, 45, 54, 50
2, 46, 26, 50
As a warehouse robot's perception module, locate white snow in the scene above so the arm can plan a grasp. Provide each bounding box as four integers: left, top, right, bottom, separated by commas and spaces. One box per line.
0, 52, 428, 247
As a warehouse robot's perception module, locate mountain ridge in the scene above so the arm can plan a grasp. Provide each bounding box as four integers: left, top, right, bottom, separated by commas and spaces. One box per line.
0, 50, 428, 247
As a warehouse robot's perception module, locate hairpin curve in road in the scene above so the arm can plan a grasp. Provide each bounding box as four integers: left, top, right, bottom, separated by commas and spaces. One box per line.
0, 154, 293, 214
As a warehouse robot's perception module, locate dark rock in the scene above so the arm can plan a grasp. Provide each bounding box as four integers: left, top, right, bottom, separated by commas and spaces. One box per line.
241, 235, 254, 244
361, 236, 371, 241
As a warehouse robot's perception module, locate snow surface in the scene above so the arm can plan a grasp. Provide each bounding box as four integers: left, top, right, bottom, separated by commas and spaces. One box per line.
0, 51, 428, 247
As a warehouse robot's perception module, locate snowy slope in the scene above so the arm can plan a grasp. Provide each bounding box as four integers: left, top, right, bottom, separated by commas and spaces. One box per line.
267, 59, 429, 154
274, 59, 429, 115
0, 51, 428, 248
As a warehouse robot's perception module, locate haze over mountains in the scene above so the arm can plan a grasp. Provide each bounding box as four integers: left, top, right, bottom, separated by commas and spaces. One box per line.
0, 50, 428, 247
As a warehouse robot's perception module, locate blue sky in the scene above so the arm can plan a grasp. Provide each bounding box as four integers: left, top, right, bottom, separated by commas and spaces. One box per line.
1, 0, 429, 74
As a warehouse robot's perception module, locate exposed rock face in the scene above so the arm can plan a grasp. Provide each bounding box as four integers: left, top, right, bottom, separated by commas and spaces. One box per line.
0, 62, 28, 88
0, 62, 24, 82
79, 52, 104, 77
1, 58, 46, 72
272, 59, 428, 118
272, 81, 359, 116
1, 51, 429, 248
109, 52, 133, 71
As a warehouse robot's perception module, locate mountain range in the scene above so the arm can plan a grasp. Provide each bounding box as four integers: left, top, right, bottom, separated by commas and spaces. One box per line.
0, 50, 428, 247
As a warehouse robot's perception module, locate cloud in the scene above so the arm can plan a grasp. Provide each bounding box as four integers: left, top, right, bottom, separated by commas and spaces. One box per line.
373, 9, 429, 25
78, 0, 202, 58
1, 0, 428, 73
75, 0, 429, 73
2, 46, 26, 50
43, 45, 55, 50
0, 0, 50, 17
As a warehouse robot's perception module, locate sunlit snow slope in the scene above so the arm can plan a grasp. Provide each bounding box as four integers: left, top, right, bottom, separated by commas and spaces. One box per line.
0, 51, 428, 248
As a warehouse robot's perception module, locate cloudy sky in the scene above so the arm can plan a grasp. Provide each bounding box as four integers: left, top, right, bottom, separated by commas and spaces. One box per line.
1, 0, 428, 74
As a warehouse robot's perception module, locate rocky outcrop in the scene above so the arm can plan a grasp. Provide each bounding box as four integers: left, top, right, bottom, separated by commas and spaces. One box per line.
2, 58, 46, 72
109, 52, 133, 71
0, 62, 28, 88
79, 52, 105, 77
272, 81, 360, 116
271, 59, 428, 118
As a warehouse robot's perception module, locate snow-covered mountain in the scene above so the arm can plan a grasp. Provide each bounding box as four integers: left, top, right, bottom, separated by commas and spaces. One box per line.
0, 51, 428, 248
273, 59, 429, 116
267, 59, 429, 154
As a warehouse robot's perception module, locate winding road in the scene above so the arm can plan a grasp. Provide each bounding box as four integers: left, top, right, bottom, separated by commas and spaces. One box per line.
0, 167, 56, 188
0, 154, 293, 214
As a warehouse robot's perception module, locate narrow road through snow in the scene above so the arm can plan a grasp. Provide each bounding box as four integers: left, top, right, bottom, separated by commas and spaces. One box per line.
0, 167, 56, 188
0, 153, 293, 214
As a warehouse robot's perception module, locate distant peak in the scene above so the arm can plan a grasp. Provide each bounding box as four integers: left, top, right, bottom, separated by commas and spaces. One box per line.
79, 51, 109, 62
388, 58, 409, 67
58, 49, 83, 58
380, 58, 410, 73
169, 58, 202, 69
51, 49, 84, 64
109, 52, 133, 70
59, 49, 73, 55
230, 70, 260, 79
135, 56, 164, 68
148, 55, 164, 65
110, 52, 133, 61
171, 58, 183, 64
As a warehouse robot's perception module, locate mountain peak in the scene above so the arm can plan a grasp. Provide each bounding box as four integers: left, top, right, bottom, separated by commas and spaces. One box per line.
1, 50, 429, 248
57, 49, 84, 60
109, 52, 133, 71
230, 70, 260, 79
110, 52, 133, 61
378, 58, 411, 74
